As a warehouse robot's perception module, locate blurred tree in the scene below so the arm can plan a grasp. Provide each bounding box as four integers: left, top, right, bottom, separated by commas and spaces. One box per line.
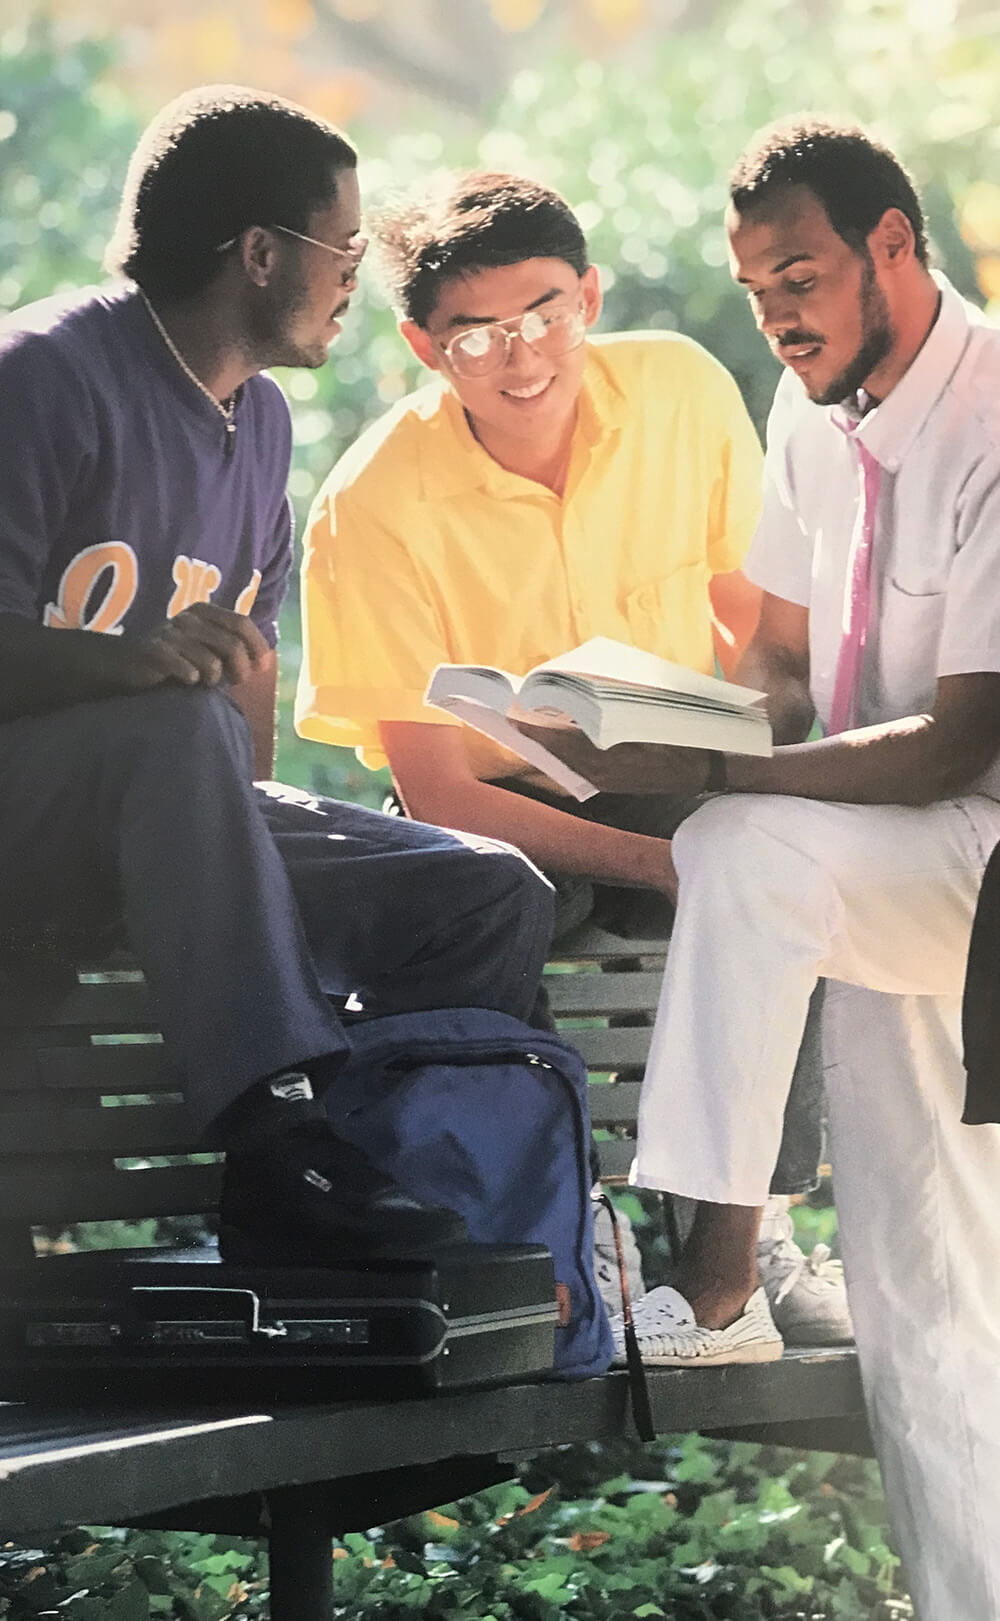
25, 0, 705, 115
0, 19, 138, 313
460, 0, 996, 427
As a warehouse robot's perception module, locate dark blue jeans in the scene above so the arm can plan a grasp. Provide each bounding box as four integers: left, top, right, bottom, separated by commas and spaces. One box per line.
0, 687, 554, 1136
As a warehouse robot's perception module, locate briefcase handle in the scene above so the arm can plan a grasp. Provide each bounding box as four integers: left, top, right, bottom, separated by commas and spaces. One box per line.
130, 1285, 289, 1340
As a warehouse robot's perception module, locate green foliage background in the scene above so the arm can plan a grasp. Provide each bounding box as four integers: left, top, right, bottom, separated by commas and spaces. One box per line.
4, 4, 999, 1612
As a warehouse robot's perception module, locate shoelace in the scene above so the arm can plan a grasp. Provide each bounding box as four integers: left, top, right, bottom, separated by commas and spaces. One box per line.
594, 1192, 653, 1442
771, 1241, 843, 1307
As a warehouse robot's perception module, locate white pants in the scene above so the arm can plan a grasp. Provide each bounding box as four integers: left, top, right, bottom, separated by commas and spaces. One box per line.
633, 792, 1000, 1621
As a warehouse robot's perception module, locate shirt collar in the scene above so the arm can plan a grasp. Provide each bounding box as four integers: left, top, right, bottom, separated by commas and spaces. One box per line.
419, 340, 627, 501
577, 340, 629, 445
832, 272, 972, 472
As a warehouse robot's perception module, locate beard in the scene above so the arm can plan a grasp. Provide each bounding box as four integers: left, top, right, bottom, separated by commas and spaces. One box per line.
812, 254, 893, 407
243, 265, 335, 371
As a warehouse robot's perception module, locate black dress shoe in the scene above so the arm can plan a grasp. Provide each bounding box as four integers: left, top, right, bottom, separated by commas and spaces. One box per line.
218, 1121, 468, 1263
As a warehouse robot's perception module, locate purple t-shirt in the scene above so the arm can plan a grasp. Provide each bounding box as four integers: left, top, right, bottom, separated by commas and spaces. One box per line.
0, 284, 293, 647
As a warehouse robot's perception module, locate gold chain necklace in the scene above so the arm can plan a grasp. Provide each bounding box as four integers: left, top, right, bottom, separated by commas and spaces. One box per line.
139, 290, 238, 456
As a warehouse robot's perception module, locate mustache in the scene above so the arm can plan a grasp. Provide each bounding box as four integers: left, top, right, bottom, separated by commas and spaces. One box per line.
775, 330, 825, 350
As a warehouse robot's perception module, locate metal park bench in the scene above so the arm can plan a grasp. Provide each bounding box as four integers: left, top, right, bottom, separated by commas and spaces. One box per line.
0, 929, 867, 1621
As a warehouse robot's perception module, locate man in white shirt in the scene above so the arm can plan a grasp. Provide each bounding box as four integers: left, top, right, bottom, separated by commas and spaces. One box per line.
524, 118, 1000, 1620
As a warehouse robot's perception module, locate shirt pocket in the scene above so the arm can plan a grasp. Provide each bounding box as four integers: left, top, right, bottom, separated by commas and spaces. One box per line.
876, 578, 945, 716
623, 564, 708, 659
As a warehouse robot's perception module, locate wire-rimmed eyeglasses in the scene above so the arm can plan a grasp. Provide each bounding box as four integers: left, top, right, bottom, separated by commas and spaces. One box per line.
438, 305, 587, 380
215, 224, 368, 281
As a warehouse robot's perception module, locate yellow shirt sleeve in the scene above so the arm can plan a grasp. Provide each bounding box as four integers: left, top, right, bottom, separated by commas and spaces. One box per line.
295, 478, 461, 768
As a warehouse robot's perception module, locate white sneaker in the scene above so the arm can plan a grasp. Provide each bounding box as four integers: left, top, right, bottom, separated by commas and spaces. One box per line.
592, 1196, 646, 1315
609, 1284, 783, 1367
757, 1195, 853, 1345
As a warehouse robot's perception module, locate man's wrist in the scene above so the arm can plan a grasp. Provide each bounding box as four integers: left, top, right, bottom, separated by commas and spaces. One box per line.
704, 751, 727, 793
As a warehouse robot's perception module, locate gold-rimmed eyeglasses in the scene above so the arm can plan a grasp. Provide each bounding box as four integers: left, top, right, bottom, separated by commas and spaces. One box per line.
215, 224, 368, 279
437, 305, 587, 380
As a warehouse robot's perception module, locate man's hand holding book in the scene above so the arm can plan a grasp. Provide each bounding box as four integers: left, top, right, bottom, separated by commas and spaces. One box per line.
512, 721, 718, 798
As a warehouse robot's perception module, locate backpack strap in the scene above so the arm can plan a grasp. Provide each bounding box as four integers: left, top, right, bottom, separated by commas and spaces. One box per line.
594, 1191, 653, 1442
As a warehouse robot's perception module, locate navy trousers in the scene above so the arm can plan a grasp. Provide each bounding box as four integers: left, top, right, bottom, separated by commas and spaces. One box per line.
0, 687, 554, 1136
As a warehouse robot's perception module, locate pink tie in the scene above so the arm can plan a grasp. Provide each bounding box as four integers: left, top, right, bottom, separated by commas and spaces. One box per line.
828, 426, 881, 735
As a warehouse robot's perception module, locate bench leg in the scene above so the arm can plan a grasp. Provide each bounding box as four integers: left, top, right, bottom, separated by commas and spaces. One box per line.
267, 1486, 333, 1621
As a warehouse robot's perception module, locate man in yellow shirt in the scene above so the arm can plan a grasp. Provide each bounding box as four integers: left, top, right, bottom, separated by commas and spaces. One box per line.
297, 170, 849, 1349
297, 173, 762, 911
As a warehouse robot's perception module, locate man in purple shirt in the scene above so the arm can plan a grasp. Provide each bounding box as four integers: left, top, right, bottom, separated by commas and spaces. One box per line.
0, 85, 554, 1264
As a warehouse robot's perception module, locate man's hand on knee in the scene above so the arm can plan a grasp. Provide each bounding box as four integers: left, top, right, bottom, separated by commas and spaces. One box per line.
124, 605, 271, 691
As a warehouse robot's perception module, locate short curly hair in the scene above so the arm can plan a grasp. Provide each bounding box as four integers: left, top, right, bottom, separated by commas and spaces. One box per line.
730, 117, 928, 264
373, 170, 589, 327
106, 84, 357, 301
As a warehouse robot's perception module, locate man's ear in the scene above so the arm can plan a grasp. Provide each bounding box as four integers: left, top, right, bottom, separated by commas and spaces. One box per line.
400, 318, 441, 372
869, 207, 914, 270
580, 263, 603, 328
240, 226, 280, 288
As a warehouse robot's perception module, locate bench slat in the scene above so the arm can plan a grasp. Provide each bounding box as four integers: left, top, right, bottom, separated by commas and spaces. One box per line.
0, 1347, 868, 1538
567, 1026, 652, 1068
546, 972, 661, 1016
0, 1104, 198, 1156
547, 922, 668, 963
0, 978, 155, 1027
594, 1139, 637, 1180
0, 1163, 222, 1224
587, 1080, 642, 1126
0, 1042, 174, 1092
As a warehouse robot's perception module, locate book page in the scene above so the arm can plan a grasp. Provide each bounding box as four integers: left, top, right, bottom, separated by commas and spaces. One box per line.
536, 636, 766, 707
425, 663, 522, 707
428, 695, 598, 802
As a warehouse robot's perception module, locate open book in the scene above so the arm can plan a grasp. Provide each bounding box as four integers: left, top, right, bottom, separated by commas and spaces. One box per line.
424, 637, 772, 801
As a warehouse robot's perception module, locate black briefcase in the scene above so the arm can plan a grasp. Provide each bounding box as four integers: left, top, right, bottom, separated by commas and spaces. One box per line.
0, 1243, 559, 1402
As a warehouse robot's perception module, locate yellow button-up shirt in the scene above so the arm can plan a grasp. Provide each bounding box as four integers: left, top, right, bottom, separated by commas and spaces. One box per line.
297, 331, 763, 777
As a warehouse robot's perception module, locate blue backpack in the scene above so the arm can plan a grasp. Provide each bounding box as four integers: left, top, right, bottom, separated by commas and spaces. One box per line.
323, 1007, 614, 1380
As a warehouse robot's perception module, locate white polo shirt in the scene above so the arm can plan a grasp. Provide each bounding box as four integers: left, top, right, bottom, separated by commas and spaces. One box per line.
747, 274, 1000, 800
